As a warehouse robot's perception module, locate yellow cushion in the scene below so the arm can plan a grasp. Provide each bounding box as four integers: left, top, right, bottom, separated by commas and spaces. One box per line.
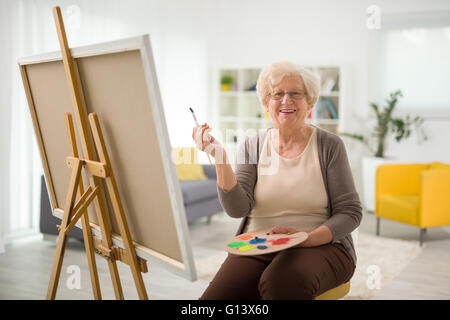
315, 281, 350, 300
376, 164, 428, 197
377, 194, 419, 226
420, 167, 450, 227
172, 147, 207, 181
429, 161, 450, 170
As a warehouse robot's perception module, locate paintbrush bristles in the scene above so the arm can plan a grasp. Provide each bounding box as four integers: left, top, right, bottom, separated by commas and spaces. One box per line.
189, 107, 200, 126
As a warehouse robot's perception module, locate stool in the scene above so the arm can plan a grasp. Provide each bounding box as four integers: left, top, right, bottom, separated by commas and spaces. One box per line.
315, 281, 350, 300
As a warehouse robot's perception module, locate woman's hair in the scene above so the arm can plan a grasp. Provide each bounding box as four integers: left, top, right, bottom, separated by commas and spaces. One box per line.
256, 60, 321, 107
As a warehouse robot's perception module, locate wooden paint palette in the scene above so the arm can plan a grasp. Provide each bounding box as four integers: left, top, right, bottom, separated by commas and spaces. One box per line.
225, 228, 308, 256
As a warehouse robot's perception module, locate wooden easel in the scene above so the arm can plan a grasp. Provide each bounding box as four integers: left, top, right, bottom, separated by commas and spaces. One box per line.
46, 6, 148, 300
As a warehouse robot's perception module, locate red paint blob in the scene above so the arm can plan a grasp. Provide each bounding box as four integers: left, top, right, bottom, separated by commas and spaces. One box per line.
269, 237, 290, 245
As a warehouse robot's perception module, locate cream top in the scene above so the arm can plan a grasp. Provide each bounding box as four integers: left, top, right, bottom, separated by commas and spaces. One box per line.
245, 127, 329, 233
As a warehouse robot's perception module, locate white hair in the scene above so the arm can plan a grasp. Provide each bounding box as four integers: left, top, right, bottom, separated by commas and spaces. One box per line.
256, 60, 321, 107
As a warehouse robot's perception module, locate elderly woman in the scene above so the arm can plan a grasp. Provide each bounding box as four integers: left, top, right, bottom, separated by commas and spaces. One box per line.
192, 60, 362, 300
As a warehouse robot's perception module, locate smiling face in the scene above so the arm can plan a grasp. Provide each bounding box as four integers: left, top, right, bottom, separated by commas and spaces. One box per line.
265, 75, 312, 130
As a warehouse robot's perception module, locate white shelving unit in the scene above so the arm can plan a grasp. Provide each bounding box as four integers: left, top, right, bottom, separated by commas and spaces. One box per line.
211, 65, 345, 165
312, 66, 342, 133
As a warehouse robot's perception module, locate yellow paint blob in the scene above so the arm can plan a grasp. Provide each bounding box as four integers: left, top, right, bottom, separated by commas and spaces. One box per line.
238, 245, 255, 252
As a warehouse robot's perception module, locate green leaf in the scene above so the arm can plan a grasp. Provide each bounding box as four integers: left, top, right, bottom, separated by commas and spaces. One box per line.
338, 132, 375, 154
339, 132, 365, 142
370, 103, 379, 116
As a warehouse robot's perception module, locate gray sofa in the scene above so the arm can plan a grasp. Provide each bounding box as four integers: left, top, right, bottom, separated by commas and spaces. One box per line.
180, 165, 223, 223
39, 165, 223, 240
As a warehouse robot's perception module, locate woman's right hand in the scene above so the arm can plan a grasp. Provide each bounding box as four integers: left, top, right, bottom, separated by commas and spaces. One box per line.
193, 123, 235, 191
192, 123, 224, 159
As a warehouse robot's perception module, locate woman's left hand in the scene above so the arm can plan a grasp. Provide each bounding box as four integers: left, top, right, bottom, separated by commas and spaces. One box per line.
271, 225, 333, 248
270, 226, 300, 235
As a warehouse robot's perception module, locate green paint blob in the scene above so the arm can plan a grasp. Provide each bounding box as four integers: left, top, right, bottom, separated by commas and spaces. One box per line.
227, 241, 246, 248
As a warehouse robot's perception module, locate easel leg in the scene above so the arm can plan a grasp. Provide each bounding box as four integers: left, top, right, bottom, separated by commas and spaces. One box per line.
46, 230, 69, 299
91, 185, 125, 300
80, 206, 102, 299
107, 259, 124, 299
46, 159, 82, 299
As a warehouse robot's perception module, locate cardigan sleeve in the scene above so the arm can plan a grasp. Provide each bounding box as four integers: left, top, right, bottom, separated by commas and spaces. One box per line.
216, 138, 258, 218
321, 137, 362, 242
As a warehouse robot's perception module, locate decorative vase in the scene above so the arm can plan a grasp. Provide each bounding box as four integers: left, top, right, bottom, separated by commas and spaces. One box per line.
221, 84, 231, 91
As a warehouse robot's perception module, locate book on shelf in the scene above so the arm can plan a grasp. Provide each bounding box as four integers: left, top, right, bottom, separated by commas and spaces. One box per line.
322, 77, 337, 94
323, 98, 338, 119
247, 83, 257, 91
315, 99, 326, 119
315, 98, 338, 119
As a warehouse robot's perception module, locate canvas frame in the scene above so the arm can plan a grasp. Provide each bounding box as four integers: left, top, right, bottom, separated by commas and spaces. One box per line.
18, 35, 197, 281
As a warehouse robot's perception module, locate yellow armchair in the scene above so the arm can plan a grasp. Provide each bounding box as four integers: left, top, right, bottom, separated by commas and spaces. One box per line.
375, 162, 450, 245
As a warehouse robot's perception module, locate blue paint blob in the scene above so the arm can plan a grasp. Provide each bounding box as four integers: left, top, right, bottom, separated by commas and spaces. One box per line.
249, 237, 266, 244
257, 245, 268, 250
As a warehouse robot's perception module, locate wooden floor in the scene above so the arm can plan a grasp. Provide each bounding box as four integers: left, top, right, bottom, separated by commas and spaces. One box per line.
1, 211, 449, 300
358, 212, 450, 300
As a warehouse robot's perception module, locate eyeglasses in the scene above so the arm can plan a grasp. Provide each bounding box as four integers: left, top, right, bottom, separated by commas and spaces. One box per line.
269, 90, 307, 101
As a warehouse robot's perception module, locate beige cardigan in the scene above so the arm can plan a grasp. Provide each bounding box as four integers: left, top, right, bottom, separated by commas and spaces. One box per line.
217, 126, 362, 265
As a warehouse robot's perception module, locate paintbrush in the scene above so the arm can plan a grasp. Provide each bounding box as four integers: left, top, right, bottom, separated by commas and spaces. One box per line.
189, 107, 213, 165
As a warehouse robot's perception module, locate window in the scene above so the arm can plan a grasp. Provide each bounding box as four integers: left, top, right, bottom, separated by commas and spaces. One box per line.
373, 12, 450, 111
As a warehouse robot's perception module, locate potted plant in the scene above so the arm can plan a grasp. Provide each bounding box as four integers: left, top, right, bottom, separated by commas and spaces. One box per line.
221, 75, 234, 91
340, 90, 428, 212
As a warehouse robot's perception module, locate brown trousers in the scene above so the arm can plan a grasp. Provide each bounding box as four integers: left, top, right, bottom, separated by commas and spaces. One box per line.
200, 243, 355, 300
